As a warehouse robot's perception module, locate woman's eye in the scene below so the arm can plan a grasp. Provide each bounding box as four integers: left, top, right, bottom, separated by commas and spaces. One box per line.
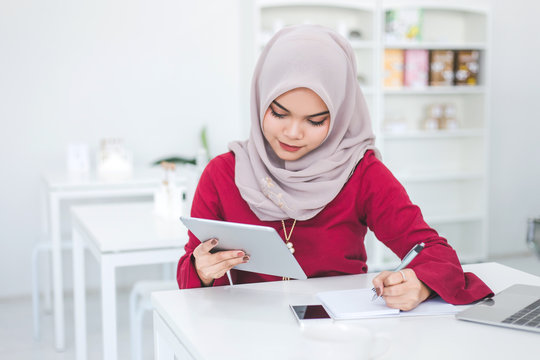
308, 118, 327, 127
270, 108, 286, 118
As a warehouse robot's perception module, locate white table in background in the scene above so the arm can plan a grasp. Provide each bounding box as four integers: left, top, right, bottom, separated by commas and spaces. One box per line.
151, 263, 540, 360
42, 167, 193, 351
71, 202, 188, 360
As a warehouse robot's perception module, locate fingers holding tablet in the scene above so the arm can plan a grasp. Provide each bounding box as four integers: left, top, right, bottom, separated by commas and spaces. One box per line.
193, 238, 249, 286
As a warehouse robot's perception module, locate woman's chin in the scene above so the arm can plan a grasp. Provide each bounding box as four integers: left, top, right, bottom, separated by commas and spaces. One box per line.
274, 149, 305, 161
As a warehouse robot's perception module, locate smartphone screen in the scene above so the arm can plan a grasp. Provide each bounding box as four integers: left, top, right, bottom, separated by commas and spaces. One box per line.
291, 305, 332, 321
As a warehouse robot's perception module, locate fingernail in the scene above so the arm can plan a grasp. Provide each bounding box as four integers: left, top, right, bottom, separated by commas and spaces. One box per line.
211, 239, 217, 245
237, 251, 244, 257
243, 255, 249, 262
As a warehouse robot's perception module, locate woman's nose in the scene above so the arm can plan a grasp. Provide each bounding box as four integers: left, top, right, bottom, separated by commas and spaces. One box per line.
284, 120, 303, 139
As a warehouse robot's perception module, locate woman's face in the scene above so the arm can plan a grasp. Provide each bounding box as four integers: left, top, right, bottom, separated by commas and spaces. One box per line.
262, 88, 330, 161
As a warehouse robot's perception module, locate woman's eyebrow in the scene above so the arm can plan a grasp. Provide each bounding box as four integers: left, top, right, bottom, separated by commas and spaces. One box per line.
272, 100, 290, 112
272, 100, 329, 117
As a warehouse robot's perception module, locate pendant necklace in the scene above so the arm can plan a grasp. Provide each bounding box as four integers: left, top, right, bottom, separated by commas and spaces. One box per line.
281, 219, 297, 281
281, 219, 297, 254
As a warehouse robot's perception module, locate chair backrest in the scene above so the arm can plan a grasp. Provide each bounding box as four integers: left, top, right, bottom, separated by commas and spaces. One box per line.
527, 218, 540, 259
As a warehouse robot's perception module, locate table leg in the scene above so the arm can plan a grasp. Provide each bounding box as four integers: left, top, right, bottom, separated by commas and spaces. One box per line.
73, 228, 87, 360
31, 245, 41, 340
153, 312, 175, 360
43, 248, 52, 313
40, 179, 53, 313
101, 256, 118, 360
50, 194, 65, 351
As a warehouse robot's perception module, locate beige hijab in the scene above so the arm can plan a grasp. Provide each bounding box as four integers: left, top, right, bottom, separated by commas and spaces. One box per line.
229, 25, 380, 221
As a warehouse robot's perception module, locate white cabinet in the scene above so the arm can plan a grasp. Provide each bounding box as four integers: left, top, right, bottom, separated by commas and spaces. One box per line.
251, 0, 491, 269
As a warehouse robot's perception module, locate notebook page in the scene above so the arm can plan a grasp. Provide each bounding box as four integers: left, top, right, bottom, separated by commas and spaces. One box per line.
317, 288, 458, 320
317, 288, 399, 319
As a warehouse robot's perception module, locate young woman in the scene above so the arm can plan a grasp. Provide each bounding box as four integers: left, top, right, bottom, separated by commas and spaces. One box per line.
177, 25, 492, 310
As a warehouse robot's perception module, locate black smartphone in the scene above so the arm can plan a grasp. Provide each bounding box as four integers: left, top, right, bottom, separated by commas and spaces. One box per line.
290, 305, 332, 324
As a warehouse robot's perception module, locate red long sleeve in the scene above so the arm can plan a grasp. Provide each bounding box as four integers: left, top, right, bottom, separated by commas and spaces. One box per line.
359, 155, 493, 304
176, 151, 493, 304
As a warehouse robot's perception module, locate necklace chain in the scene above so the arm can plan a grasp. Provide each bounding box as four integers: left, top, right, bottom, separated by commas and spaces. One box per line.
281, 219, 297, 281
281, 219, 297, 242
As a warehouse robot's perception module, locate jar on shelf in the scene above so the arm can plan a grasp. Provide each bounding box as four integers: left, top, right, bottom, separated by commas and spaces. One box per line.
440, 103, 459, 130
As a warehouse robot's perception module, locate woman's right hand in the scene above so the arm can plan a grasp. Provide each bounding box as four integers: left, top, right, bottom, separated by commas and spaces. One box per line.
192, 238, 249, 286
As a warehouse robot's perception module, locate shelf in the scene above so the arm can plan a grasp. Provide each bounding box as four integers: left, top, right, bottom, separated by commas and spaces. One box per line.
425, 213, 484, 225
384, 42, 486, 50
382, 2, 489, 15
259, 0, 375, 11
383, 129, 484, 140
396, 171, 484, 183
383, 86, 485, 95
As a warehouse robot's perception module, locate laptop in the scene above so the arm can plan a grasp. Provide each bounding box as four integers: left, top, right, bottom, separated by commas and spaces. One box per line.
456, 284, 540, 333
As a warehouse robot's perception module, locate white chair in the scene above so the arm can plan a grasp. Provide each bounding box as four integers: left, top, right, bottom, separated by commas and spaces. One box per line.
130, 280, 178, 360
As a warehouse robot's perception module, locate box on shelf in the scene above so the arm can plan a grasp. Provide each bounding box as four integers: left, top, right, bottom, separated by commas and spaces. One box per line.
422, 117, 439, 131
455, 50, 480, 86
384, 49, 404, 88
385, 9, 423, 43
421, 103, 459, 131
404, 49, 429, 88
429, 50, 455, 86
422, 103, 443, 131
440, 103, 459, 130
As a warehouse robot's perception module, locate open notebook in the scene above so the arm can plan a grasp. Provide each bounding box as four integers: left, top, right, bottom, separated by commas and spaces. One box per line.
317, 288, 459, 320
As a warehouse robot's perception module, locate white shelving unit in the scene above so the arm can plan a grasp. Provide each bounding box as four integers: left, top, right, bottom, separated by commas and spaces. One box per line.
251, 0, 491, 270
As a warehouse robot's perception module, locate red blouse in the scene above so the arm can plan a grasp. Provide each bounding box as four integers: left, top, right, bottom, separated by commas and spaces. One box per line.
176, 150, 493, 305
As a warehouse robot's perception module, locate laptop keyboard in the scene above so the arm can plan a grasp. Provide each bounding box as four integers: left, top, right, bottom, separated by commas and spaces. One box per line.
501, 299, 540, 328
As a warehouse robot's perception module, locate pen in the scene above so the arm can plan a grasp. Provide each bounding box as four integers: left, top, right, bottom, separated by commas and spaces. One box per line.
226, 270, 234, 286
371, 242, 425, 301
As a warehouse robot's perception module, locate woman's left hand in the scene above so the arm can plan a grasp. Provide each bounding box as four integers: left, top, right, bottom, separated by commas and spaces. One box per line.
371, 268, 432, 311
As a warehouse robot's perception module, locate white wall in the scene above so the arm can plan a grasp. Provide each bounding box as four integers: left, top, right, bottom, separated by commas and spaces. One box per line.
0, 0, 242, 297
488, 0, 540, 256
1, 0, 539, 298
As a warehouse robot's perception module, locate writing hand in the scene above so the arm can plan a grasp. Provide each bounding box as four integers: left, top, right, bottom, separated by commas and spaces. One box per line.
371, 268, 432, 311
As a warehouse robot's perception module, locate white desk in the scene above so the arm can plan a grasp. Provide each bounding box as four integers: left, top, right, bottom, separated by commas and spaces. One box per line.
71, 202, 188, 360
151, 263, 540, 360
42, 167, 193, 351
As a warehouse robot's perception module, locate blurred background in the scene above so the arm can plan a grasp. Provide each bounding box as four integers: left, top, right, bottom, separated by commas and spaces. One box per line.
1, 0, 539, 358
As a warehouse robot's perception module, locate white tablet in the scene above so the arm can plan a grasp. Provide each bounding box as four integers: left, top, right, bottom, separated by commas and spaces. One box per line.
180, 216, 307, 280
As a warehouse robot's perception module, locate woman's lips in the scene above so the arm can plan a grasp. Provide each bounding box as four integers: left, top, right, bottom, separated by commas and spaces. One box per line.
279, 141, 302, 152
